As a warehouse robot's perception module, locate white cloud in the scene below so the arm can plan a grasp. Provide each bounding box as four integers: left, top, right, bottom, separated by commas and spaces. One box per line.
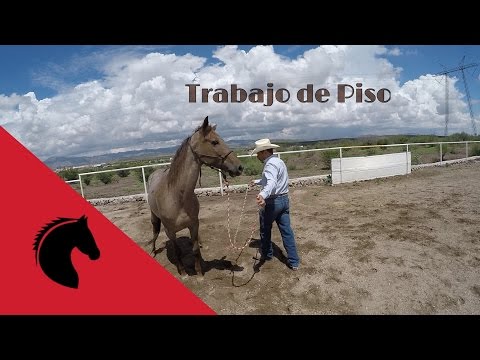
387, 47, 402, 56
0, 45, 477, 161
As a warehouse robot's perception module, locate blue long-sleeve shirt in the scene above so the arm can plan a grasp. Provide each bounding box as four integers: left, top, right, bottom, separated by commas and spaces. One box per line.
254, 154, 289, 199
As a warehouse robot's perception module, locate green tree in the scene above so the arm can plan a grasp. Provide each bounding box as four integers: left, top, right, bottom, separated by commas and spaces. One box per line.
58, 168, 79, 181
82, 174, 93, 186
97, 172, 114, 184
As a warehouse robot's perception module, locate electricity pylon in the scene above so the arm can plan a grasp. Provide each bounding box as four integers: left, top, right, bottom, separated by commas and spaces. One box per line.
435, 57, 478, 136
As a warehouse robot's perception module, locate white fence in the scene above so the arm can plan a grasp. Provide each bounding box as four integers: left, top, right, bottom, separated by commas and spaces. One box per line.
332, 152, 412, 184
65, 140, 480, 200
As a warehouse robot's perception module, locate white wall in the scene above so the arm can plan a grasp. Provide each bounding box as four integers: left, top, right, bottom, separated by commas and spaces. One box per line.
331, 152, 411, 185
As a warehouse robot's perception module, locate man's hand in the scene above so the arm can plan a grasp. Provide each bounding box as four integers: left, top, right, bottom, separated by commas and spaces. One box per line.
256, 194, 265, 207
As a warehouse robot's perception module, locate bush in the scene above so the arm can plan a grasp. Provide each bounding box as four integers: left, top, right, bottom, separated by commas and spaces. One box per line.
117, 169, 130, 178
241, 157, 263, 176
441, 144, 448, 160
411, 154, 420, 165
321, 149, 339, 170
134, 167, 157, 183
82, 174, 93, 186
449, 132, 470, 142
58, 168, 78, 181
470, 144, 480, 156
376, 138, 388, 146
96, 172, 114, 184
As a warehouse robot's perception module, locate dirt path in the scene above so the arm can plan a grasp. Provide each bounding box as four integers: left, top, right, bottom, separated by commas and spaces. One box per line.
95, 160, 480, 314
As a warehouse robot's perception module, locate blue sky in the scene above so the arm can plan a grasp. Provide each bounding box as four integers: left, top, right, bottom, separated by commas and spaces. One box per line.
1, 45, 478, 100
0, 45, 320, 99
0, 45, 479, 160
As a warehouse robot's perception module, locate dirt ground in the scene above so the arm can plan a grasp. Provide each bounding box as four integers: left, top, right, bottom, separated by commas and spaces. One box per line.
94, 160, 480, 314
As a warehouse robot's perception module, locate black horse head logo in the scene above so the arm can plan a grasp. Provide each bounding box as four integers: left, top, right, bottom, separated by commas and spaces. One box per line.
33, 215, 100, 289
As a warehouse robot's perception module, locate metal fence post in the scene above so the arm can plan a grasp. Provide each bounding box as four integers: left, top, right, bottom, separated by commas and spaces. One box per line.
79, 174, 85, 198
142, 167, 148, 203
219, 170, 224, 196
406, 144, 409, 174
466, 142, 469, 159
339, 147, 343, 184
440, 143, 443, 164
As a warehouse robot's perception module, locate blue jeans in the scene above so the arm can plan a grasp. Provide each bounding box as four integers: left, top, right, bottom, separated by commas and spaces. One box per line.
259, 195, 300, 268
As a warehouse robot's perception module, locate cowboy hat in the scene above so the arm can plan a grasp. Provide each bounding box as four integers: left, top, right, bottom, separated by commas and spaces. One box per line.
250, 138, 280, 156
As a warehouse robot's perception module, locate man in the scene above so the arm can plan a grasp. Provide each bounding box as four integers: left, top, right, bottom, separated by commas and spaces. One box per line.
249, 138, 300, 271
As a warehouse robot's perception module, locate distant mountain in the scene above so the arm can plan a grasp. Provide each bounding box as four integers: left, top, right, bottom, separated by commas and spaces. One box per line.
42, 134, 463, 170
44, 147, 177, 169
44, 140, 254, 170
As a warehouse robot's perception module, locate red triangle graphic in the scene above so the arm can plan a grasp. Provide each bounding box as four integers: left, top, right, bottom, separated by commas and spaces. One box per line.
0, 127, 215, 315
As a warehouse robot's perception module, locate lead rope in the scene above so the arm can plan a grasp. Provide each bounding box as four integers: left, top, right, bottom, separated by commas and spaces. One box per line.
224, 182, 262, 287
225, 182, 258, 251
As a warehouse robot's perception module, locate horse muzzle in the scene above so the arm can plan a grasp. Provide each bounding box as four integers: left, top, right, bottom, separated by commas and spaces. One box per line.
228, 164, 243, 177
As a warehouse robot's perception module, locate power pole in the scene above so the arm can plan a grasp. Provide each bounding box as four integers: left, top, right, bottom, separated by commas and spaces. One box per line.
435, 58, 478, 136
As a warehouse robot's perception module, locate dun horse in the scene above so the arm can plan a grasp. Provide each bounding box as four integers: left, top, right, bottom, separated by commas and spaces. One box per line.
147, 116, 243, 275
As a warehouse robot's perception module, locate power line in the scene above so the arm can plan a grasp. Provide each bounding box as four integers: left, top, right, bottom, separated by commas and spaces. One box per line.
435, 57, 478, 136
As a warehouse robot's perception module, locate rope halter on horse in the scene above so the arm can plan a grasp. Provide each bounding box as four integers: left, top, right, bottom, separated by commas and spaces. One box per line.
188, 139, 234, 187
188, 140, 233, 181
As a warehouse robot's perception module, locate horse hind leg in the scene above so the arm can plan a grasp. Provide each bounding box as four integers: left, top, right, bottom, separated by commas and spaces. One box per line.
148, 212, 162, 256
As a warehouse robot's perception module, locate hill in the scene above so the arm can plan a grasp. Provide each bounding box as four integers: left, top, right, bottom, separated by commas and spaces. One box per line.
44, 140, 254, 169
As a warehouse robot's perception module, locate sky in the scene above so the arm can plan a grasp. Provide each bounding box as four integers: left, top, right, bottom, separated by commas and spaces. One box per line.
0, 45, 479, 161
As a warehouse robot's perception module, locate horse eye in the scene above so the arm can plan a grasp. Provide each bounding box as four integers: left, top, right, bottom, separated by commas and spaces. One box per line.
211, 140, 219, 146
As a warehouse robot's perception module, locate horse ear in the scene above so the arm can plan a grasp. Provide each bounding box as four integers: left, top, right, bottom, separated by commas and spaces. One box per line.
201, 116, 210, 135
212, 123, 217, 131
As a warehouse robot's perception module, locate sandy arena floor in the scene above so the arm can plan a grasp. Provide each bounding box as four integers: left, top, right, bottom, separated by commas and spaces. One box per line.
95, 160, 480, 314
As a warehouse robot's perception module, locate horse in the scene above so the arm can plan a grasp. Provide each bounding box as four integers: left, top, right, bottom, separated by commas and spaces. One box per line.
33, 215, 100, 289
147, 116, 243, 276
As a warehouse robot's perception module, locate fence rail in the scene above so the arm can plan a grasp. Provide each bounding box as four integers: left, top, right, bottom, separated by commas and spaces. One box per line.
63, 140, 480, 200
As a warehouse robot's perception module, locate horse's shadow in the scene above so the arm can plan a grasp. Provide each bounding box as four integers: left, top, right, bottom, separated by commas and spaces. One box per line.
155, 236, 244, 276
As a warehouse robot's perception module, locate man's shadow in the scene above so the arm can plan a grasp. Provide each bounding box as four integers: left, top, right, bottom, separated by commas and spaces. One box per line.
248, 238, 289, 272
154, 236, 244, 276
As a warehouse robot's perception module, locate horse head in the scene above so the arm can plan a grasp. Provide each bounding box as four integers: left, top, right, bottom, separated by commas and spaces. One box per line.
75, 215, 100, 260
34, 215, 100, 289
190, 116, 243, 177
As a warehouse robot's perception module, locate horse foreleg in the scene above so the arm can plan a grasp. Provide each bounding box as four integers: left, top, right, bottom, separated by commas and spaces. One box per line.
149, 212, 162, 256
190, 221, 203, 276
165, 229, 185, 275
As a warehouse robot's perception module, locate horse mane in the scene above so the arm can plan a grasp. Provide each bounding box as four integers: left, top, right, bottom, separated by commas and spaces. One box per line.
167, 124, 207, 186
33, 217, 77, 256
167, 136, 191, 186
